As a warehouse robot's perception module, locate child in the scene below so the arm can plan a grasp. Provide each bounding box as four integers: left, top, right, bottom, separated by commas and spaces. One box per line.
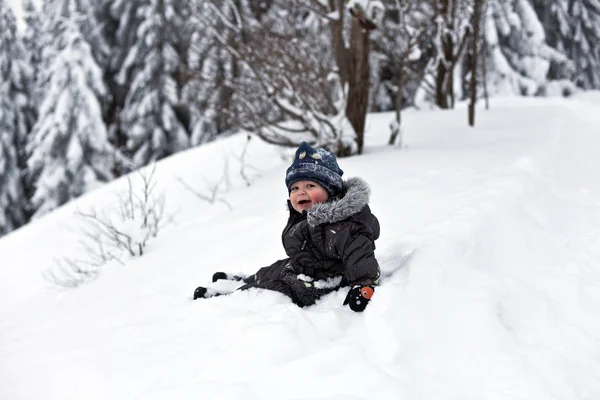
193, 142, 381, 312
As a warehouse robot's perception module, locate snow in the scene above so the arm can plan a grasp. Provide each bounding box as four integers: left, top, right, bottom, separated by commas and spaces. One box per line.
2, 95, 600, 399
348, 0, 385, 17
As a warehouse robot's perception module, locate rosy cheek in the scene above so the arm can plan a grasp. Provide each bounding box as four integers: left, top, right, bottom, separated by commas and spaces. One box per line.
314, 193, 327, 203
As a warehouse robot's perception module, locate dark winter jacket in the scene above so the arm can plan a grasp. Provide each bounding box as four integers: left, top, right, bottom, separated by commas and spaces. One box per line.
240, 177, 380, 306
283, 176, 380, 284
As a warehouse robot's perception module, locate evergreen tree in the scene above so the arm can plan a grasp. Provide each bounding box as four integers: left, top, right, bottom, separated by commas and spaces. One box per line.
184, 5, 235, 145
114, 0, 190, 169
531, 0, 570, 57
98, 0, 143, 175
0, 0, 29, 234
534, 0, 600, 89
17, 0, 43, 211
569, 0, 600, 88
537, 0, 577, 86
21, 0, 43, 125
484, 0, 569, 95
27, 17, 114, 218
44, 0, 111, 66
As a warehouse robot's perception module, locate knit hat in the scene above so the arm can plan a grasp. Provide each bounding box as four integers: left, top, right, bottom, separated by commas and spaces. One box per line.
285, 142, 344, 197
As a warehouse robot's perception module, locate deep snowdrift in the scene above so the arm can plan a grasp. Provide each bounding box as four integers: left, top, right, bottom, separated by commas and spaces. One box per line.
1, 96, 600, 399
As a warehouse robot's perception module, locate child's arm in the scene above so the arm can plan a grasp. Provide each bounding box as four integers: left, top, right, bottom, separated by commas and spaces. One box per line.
329, 224, 380, 285
326, 222, 380, 312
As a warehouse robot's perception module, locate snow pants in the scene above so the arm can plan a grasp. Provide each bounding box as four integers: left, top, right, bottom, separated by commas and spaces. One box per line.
238, 258, 342, 307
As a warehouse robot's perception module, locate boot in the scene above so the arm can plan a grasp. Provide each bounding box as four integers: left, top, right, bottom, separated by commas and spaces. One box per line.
212, 272, 244, 282
193, 286, 221, 300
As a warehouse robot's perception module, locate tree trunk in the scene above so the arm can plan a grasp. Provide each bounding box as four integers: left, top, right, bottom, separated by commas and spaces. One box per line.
217, 0, 243, 133
345, 18, 371, 154
435, 30, 457, 109
435, 61, 447, 108
330, 0, 349, 86
448, 70, 455, 108
483, 21, 489, 110
435, 0, 451, 109
469, 0, 483, 126
389, 66, 404, 146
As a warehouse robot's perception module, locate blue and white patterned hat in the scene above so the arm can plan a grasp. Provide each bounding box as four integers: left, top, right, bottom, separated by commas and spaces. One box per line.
285, 142, 344, 197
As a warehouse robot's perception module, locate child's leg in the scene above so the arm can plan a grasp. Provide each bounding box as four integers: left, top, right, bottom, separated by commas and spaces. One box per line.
240, 259, 338, 307
193, 259, 290, 300
240, 258, 291, 286
195, 259, 339, 306
212, 272, 244, 282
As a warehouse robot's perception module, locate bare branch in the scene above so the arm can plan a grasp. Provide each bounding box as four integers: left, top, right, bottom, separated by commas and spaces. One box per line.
45, 166, 169, 288
175, 174, 233, 211
192, 1, 347, 152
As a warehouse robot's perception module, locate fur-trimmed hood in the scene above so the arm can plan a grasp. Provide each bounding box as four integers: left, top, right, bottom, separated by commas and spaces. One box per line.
306, 177, 371, 227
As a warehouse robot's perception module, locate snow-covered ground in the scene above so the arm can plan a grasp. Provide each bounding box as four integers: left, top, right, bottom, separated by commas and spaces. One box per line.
2, 95, 600, 399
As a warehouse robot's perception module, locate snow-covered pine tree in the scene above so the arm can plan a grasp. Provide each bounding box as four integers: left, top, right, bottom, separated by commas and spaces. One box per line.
184, 0, 241, 145
115, 0, 191, 170
568, 0, 600, 88
0, 0, 30, 234
184, 27, 221, 146
20, 0, 43, 127
531, 0, 570, 62
45, 0, 111, 66
98, 0, 143, 175
483, 0, 569, 95
0, 77, 21, 235
534, 0, 600, 89
27, 17, 114, 218
17, 0, 43, 209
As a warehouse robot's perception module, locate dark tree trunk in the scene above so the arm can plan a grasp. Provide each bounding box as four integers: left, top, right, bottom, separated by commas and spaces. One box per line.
389, 66, 404, 146
435, 0, 451, 109
345, 18, 371, 154
435, 0, 471, 110
469, 0, 483, 126
217, 0, 243, 134
483, 25, 489, 110
435, 31, 456, 110
330, 0, 349, 86
435, 60, 448, 108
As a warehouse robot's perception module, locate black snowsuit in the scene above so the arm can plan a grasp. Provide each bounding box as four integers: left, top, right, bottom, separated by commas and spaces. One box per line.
239, 177, 381, 307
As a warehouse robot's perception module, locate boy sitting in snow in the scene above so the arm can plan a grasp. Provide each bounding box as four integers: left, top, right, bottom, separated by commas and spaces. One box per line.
193, 142, 381, 312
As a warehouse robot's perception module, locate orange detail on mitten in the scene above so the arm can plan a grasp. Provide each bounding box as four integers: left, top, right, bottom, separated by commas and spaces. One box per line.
360, 286, 374, 299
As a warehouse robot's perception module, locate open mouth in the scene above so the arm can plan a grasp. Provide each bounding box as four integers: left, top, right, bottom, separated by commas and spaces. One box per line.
298, 200, 311, 205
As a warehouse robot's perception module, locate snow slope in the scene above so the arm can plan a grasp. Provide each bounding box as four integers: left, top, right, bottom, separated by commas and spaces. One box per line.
1, 95, 600, 399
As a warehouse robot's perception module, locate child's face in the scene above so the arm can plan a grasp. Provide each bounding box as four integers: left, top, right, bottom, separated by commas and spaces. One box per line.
289, 180, 329, 213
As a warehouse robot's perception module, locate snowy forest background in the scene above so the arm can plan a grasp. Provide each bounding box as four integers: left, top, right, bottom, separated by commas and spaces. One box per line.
1, 0, 599, 237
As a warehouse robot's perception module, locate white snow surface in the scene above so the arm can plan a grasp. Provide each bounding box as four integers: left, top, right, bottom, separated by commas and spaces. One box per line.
2, 95, 600, 399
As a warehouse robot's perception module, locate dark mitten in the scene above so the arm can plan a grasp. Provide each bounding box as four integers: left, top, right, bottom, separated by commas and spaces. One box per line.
343, 285, 374, 312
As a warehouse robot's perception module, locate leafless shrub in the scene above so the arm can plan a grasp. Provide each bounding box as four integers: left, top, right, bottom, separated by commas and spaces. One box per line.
176, 172, 232, 211
44, 258, 101, 289
176, 135, 260, 207
175, 155, 233, 210
231, 135, 261, 187
45, 165, 171, 288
